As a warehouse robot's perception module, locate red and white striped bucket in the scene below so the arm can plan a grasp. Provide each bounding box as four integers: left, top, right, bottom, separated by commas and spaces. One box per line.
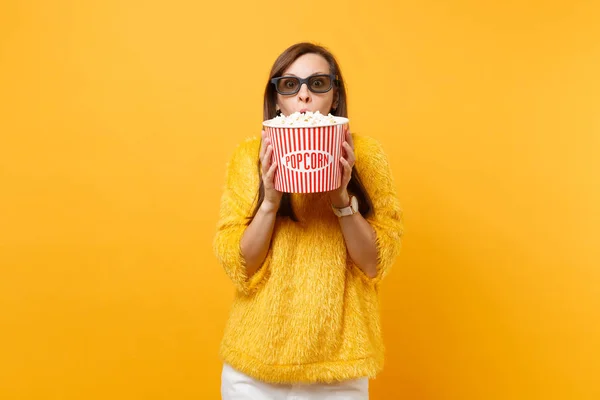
263, 119, 348, 193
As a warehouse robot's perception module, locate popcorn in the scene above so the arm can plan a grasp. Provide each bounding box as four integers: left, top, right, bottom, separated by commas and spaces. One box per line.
262, 113, 349, 193
266, 111, 340, 127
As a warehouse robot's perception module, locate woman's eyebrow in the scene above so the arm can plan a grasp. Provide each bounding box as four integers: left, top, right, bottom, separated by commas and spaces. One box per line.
282, 72, 327, 77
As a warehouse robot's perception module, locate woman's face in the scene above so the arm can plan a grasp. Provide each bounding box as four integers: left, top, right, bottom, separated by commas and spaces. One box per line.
276, 53, 337, 116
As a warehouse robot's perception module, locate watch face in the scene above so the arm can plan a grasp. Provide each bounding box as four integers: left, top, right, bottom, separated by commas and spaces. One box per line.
351, 196, 358, 211
332, 196, 358, 217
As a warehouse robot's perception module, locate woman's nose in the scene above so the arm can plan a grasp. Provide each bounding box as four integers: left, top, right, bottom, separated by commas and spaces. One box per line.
297, 83, 311, 102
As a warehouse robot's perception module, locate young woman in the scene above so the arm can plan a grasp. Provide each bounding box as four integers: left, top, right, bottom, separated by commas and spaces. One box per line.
214, 42, 403, 399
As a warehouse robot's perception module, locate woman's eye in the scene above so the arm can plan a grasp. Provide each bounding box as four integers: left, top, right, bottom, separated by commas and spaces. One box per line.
311, 77, 329, 88
285, 81, 296, 88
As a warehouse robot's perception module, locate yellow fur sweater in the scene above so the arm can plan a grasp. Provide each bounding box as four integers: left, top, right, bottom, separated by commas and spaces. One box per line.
213, 133, 403, 384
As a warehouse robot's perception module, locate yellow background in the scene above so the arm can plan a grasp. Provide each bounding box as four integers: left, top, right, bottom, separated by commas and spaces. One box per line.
1, 0, 599, 399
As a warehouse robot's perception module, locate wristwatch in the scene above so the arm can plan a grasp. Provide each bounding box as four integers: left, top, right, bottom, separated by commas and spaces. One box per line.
331, 195, 359, 217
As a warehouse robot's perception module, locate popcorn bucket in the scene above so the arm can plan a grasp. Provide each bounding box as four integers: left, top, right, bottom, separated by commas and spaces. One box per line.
262, 116, 349, 193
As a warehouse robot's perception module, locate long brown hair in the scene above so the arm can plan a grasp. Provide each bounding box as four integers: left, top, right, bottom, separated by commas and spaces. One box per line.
252, 42, 373, 221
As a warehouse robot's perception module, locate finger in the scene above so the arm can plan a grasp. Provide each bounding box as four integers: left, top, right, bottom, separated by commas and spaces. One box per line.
265, 163, 278, 190
340, 156, 351, 172
260, 130, 268, 159
340, 156, 353, 177
345, 128, 354, 149
265, 160, 278, 182
342, 142, 355, 165
343, 142, 356, 166
261, 145, 273, 174
260, 146, 270, 175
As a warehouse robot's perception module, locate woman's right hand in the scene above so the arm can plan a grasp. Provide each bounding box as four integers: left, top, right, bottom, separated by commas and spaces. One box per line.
259, 130, 283, 213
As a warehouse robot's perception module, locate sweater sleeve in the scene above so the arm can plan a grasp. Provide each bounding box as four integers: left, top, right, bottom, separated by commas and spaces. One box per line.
213, 137, 271, 295
354, 135, 404, 285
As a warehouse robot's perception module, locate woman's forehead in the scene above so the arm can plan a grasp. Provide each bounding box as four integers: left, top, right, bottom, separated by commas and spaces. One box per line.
284, 53, 330, 76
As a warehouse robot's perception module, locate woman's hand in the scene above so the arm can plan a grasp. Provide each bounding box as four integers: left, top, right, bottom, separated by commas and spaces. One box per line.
328, 127, 355, 207
259, 130, 283, 213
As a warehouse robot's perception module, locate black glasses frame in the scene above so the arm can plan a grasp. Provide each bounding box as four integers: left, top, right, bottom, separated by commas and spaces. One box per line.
270, 74, 338, 95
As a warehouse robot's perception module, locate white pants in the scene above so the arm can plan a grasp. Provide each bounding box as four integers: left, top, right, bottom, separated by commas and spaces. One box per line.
221, 364, 369, 400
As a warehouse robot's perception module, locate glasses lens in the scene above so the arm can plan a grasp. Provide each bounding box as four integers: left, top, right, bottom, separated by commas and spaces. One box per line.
308, 75, 332, 93
277, 77, 300, 94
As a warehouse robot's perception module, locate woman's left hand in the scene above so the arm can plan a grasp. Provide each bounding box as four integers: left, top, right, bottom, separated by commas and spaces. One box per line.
328, 126, 355, 208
